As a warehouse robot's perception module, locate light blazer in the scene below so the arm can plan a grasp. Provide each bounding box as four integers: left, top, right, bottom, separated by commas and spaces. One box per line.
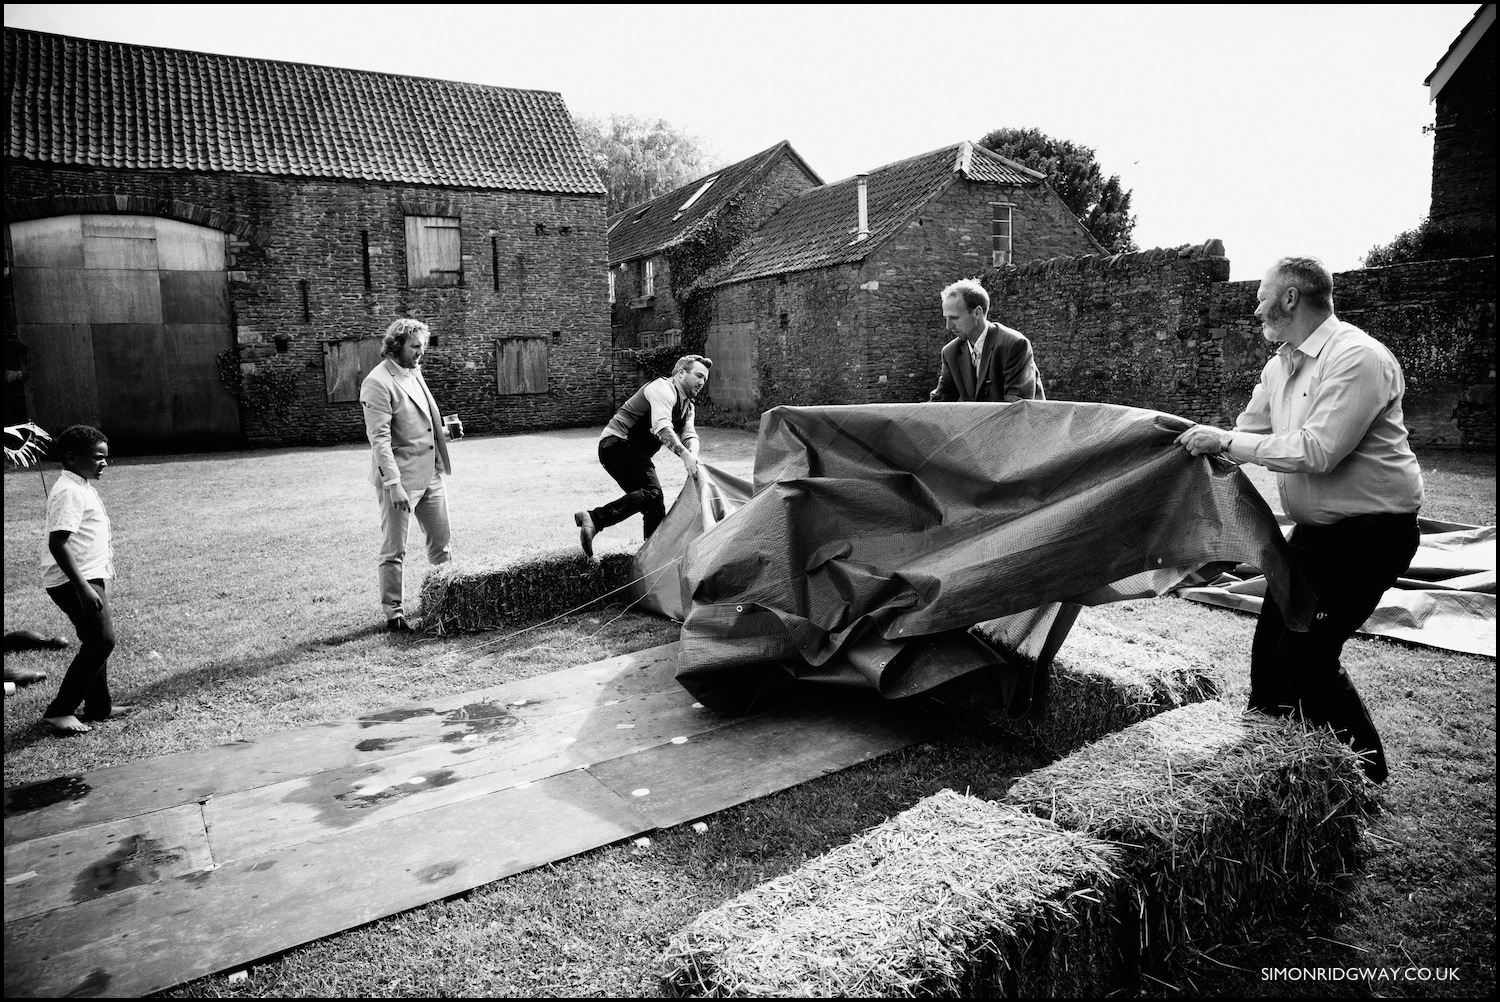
360, 358, 452, 497
929, 321, 1046, 402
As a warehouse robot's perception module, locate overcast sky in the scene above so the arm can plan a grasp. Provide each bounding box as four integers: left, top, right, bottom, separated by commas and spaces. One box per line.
5, 3, 1480, 280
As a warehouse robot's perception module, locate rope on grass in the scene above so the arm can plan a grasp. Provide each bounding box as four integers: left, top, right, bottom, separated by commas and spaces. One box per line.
399, 558, 682, 679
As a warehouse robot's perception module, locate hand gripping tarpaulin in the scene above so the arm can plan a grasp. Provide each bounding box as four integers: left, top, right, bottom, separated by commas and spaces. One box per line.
655, 402, 1314, 714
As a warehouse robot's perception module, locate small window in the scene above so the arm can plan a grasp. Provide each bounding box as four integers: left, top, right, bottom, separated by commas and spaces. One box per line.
608, 269, 616, 305
405, 216, 462, 287
991, 203, 1013, 267
641, 258, 656, 298
672, 177, 718, 221
324, 338, 385, 403
496, 336, 548, 395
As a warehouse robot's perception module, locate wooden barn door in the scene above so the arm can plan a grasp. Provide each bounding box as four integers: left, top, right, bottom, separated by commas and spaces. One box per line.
9, 215, 241, 453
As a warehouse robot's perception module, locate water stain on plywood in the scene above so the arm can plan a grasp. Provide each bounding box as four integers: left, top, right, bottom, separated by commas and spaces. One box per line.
72, 835, 182, 903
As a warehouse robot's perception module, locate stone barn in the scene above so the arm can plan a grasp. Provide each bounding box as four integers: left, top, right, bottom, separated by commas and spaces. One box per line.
4, 27, 611, 453
696, 141, 1103, 416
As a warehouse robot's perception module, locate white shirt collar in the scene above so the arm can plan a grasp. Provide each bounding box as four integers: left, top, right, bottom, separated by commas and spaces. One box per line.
1296, 314, 1341, 359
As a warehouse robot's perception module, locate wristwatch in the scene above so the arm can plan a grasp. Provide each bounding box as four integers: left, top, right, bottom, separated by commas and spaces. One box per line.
1219, 431, 1234, 454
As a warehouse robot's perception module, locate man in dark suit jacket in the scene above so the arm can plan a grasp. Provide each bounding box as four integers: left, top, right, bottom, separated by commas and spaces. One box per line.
929, 278, 1045, 402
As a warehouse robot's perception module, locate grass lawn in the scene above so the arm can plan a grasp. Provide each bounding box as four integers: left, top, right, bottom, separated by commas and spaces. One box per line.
3, 432, 1493, 998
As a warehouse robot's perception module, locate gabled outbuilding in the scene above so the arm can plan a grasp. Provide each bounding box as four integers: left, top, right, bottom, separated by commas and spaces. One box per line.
697, 141, 1102, 413
605, 141, 822, 357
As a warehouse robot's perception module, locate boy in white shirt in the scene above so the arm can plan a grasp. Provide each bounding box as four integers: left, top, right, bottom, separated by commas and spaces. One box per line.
39, 425, 131, 735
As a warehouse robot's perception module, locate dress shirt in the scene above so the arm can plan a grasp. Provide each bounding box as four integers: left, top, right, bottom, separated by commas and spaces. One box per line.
969, 330, 987, 372
40, 470, 115, 588
1224, 315, 1423, 525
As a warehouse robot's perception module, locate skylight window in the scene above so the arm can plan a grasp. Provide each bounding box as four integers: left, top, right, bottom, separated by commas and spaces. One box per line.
672, 177, 718, 221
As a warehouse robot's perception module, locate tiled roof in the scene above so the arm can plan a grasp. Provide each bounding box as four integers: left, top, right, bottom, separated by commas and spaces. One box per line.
4, 27, 605, 195
606, 140, 821, 264
706, 142, 1044, 286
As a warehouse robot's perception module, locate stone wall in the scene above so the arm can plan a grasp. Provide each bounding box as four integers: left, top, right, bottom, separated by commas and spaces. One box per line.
989, 242, 1233, 423
4, 163, 613, 447
985, 241, 1495, 451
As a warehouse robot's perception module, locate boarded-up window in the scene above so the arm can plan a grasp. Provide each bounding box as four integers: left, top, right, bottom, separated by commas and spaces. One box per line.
325, 338, 385, 402
405, 216, 462, 287
495, 336, 548, 395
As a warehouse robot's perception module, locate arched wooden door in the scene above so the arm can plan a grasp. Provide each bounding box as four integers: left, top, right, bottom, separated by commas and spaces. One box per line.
10, 214, 242, 453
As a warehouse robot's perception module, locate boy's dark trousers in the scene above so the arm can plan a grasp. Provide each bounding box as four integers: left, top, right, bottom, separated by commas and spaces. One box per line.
44, 578, 116, 720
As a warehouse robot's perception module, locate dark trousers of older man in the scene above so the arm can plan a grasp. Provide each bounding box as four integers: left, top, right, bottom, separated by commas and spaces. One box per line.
588, 437, 667, 539
1249, 511, 1420, 784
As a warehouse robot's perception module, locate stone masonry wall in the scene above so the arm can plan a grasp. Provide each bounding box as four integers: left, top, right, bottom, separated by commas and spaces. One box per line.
5, 163, 613, 447
984, 240, 1494, 451
987, 242, 1232, 423
709, 263, 867, 417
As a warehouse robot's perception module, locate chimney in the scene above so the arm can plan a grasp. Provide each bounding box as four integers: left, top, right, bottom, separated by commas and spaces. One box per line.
855, 174, 870, 241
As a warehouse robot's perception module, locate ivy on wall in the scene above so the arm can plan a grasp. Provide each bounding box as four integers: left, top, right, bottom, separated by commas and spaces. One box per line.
630, 196, 753, 381
217, 348, 300, 423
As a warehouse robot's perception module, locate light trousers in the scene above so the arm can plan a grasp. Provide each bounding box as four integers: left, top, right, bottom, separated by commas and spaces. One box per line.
376, 475, 451, 620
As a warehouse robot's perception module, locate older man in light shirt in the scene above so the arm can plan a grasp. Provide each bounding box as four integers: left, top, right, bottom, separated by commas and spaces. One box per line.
1178, 256, 1423, 783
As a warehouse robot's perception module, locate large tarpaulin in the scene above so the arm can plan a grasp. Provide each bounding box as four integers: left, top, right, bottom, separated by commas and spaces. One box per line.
1176, 518, 1495, 657
650, 402, 1315, 714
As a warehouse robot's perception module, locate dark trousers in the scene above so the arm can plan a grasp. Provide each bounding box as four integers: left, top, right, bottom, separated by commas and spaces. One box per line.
1249, 511, 1420, 783
590, 437, 666, 538
44, 578, 116, 720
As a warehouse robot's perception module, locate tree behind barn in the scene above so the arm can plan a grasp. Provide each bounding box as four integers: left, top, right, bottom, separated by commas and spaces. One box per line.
979, 127, 1138, 252
574, 113, 721, 216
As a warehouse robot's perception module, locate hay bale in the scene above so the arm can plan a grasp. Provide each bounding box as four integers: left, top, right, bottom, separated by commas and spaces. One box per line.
417, 551, 636, 634
1004, 700, 1377, 968
660, 791, 1120, 998
956, 616, 1222, 756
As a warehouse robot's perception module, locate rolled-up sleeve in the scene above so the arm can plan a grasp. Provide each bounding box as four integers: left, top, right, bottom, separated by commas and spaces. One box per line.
645, 380, 679, 437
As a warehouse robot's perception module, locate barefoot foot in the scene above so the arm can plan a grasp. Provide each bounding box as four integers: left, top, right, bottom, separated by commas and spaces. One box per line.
43, 715, 91, 735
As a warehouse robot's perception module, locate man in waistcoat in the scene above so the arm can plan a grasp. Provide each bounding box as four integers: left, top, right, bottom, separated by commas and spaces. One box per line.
575, 354, 712, 557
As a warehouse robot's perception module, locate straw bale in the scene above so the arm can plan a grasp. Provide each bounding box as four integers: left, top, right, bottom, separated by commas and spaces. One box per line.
660, 791, 1121, 998
967, 617, 1222, 755
1004, 700, 1377, 967
417, 552, 636, 634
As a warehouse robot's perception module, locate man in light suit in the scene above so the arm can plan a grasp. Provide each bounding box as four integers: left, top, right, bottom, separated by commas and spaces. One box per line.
928, 278, 1045, 402
360, 318, 455, 633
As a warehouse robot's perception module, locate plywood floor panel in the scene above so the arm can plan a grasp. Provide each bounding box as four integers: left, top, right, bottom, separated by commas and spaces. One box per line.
3, 642, 928, 998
